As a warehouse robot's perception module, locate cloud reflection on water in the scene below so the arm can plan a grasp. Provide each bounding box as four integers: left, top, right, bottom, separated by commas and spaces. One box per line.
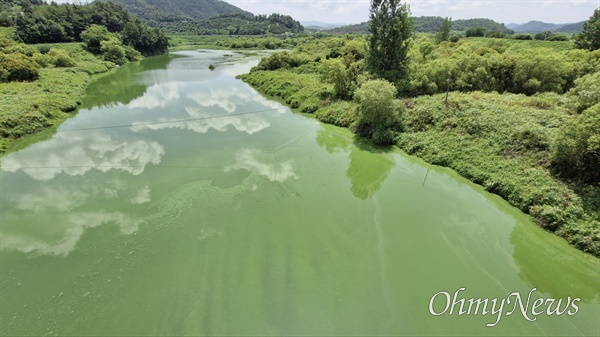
3, 131, 164, 181
1, 179, 145, 257
225, 148, 296, 182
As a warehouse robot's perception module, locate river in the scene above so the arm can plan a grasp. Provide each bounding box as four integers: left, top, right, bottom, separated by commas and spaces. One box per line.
0, 50, 598, 336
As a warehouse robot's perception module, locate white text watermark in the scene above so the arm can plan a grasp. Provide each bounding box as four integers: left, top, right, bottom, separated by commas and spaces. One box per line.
428, 288, 580, 327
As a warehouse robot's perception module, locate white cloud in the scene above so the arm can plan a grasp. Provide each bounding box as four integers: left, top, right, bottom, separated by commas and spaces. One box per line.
225, 148, 297, 182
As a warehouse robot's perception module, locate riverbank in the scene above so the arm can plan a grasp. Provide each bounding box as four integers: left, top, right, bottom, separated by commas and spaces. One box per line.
239, 38, 599, 257
0, 42, 125, 155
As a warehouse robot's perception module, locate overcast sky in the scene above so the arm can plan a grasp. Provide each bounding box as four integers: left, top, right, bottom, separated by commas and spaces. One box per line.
51, 0, 599, 25
227, 0, 599, 25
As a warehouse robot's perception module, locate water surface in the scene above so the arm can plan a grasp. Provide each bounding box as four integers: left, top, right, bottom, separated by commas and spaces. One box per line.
1, 50, 598, 336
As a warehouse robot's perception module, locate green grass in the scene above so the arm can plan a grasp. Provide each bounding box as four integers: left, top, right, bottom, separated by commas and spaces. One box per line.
0, 42, 115, 155
397, 92, 598, 255
0, 27, 13, 38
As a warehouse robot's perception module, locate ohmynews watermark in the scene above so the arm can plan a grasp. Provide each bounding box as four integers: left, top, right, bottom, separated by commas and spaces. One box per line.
429, 288, 580, 327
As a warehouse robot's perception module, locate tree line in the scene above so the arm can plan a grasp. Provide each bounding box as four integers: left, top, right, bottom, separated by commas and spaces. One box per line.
1, 0, 168, 56
160, 13, 304, 36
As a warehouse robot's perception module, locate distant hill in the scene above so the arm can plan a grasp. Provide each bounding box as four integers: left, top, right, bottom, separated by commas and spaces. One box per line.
554, 21, 586, 33
511, 20, 585, 33
512, 21, 560, 32
324, 22, 369, 34
105, 0, 253, 25
160, 13, 304, 35
301, 21, 344, 29
324, 17, 510, 34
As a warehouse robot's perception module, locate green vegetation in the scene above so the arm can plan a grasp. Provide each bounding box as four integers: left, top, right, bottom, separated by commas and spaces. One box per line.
0, 39, 119, 154
326, 16, 511, 35
2, 0, 168, 56
169, 35, 301, 50
240, 26, 600, 256
367, 0, 412, 83
575, 9, 600, 51
436, 17, 451, 43
160, 13, 304, 36
106, 0, 252, 25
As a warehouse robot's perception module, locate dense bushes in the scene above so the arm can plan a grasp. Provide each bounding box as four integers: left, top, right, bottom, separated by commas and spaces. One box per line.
408, 37, 582, 96
252, 51, 312, 71
0, 52, 39, 82
553, 103, 600, 183
0, 38, 40, 82
81, 25, 142, 65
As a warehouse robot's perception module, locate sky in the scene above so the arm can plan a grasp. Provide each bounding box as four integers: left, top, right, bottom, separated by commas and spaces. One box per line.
51, 0, 600, 25
226, 0, 599, 25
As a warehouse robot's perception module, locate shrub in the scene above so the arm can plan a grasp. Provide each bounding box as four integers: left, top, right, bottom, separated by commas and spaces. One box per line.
547, 35, 569, 41
534, 31, 553, 41
553, 103, 600, 183
569, 72, 600, 113
37, 45, 51, 54
514, 34, 533, 40
0, 53, 39, 82
100, 37, 127, 65
124, 45, 142, 62
81, 24, 111, 53
353, 79, 402, 144
466, 27, 486, 37
48, 48, 76, 67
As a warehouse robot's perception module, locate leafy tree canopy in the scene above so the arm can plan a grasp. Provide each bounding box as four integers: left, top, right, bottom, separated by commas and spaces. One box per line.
575, 9, 600, 51
4, 0, 168, 56
367, 0, 413, 83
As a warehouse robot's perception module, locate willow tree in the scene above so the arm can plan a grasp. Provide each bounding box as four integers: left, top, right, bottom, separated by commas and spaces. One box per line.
366, 0, 413, 83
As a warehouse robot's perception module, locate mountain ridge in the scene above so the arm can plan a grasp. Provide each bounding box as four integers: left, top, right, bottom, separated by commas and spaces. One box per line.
103, 0, 253, 25
510, 20, 585, 32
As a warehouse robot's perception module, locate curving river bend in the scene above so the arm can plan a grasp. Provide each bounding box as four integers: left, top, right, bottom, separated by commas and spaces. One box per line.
0, 50, 598, 336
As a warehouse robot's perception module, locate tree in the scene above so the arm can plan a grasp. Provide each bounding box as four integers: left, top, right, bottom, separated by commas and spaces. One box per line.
575, 9, 600, 51
320, 58, 353, 99
437, 17, 452, 43
353, 79, 401, 144
81, 24, 111, 53
534, 30, 553, 41
465, 27, 485, 37
366, 0, 413, 83
553, 103, 600, 183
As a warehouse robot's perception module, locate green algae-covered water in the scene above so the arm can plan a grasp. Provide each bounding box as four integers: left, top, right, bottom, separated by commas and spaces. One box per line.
1, 50, 598, 336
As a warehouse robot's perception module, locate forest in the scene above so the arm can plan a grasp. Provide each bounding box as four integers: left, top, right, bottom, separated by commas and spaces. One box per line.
107, 0, 252, 26
160, 13, 304, 36
240, 7, 600, 256
0, 0, 168, 55
325, 17, 511, 35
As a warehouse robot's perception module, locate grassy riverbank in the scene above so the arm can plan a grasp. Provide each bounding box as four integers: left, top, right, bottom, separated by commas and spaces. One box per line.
0, 42, 118, 155
240, 36, 599, 257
